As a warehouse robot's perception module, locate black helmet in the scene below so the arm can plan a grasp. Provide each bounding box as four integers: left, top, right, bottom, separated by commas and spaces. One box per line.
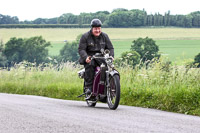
90, 19, 102, 27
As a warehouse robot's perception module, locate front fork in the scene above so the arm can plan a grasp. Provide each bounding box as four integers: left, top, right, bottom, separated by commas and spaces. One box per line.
105, 71, 110, 96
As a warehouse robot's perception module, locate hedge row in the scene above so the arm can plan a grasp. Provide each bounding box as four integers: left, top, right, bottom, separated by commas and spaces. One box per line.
0, 24, 91, 28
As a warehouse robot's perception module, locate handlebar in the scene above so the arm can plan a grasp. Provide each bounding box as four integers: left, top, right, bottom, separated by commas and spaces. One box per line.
87, 50, 114, 69
91, 54, 113, 61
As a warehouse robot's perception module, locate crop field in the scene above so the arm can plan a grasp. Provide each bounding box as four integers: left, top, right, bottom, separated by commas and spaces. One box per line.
113, 39, 200, 61
0, 28, 200, 61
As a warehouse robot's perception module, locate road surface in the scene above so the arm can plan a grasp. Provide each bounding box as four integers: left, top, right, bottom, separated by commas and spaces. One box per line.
0, 93, 200, 133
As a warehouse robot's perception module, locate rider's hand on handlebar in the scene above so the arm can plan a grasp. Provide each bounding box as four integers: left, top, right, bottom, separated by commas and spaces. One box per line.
86, 56, 91, 63
111, 56, 114, 61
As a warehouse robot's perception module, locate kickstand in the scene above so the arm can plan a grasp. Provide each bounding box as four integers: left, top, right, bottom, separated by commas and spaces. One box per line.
77, 93, 86, 98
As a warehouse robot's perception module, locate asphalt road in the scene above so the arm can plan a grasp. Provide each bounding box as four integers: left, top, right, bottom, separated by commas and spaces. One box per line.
0, 93, 200, 133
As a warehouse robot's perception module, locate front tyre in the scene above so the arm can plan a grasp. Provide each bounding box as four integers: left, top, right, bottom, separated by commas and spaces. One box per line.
107, 75, 120, 110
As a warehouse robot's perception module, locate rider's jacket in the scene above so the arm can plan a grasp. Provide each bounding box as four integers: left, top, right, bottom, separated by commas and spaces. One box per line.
78, 30, 114, 64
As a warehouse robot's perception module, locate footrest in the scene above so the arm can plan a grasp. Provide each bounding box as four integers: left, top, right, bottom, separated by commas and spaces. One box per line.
77, 93, 85, 98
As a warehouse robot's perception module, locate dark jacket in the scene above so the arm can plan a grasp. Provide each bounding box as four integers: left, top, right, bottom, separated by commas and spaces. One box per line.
78, 30, 114, 64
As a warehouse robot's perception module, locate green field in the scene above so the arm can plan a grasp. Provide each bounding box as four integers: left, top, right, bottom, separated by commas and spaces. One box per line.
0, 28, 200, 62
112, 39, 200, 61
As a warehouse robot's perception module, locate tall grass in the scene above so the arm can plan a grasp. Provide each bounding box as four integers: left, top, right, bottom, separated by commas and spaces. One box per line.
0, 62, 84, 101
0, 60, 199, 115
120, 58, 200, 115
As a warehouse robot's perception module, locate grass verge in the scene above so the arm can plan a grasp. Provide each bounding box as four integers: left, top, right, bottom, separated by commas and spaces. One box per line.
0, 61, 199, 116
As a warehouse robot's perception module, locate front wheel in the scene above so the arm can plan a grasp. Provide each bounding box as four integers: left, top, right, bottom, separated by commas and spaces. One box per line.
107, 75, 120, 110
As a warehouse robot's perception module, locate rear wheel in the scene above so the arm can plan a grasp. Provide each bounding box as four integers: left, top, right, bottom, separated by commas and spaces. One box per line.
107, 75, 120, 110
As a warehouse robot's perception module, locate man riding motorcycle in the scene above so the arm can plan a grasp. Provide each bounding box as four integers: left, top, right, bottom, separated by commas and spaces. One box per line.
78, 19, 114, 96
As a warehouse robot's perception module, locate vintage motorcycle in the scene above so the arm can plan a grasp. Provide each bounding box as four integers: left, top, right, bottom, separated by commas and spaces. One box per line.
77, 49, 120, 110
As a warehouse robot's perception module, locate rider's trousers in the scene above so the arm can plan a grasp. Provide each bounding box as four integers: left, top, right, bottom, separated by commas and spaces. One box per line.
84, 58, 105, 89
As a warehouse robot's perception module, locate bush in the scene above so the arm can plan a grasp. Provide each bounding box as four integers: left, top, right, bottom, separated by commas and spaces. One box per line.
194, 53, 200, 67
0, 41, 7, 67
58, 34, 82, 63
4, 36, 51, 65
115, 51, 140, 68
131, 37, 160, 63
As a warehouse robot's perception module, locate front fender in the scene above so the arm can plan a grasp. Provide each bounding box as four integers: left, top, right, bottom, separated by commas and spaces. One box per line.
105, 69, 120, 88
109, 69, 120, 78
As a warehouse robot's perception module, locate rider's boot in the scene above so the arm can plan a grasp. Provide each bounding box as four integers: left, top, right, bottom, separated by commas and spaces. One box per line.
85, 88, 91, 95
85, 88, 92, 100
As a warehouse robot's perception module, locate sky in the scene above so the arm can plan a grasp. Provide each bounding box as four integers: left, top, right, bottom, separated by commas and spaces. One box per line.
0, 0, 200, 21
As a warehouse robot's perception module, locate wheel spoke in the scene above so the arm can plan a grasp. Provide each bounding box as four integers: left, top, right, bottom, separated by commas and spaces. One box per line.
109, 78, 116, 104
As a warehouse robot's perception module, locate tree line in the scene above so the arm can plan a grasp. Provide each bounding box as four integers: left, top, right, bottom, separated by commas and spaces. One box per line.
1, 9, 200, 28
